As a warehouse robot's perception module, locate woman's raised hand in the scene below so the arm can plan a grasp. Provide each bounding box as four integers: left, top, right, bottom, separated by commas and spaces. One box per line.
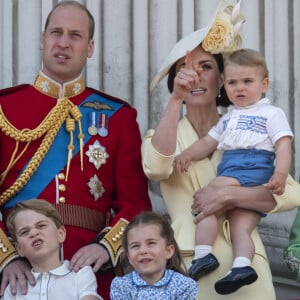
172, 51, 200, 101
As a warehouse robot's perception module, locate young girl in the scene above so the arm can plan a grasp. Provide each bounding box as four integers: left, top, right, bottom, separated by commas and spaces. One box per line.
110, 211, 198, 299
2, 199, 102, 300
175, 48, 293, 294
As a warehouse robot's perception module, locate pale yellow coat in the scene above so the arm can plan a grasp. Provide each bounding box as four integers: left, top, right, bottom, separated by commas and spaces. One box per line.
142, 116, 300, 300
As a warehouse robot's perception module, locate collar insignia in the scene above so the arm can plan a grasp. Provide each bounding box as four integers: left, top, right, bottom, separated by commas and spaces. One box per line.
33, 71, 85, 98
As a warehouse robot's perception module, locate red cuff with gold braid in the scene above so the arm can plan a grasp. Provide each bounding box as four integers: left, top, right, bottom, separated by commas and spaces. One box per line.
98, 218, 128, 267
0, 228, 19, 272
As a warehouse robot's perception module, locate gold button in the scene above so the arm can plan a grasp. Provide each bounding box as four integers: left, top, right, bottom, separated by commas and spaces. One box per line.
59, 197, 66, 203
59, 184, 66, 191
58, 173, 65, 180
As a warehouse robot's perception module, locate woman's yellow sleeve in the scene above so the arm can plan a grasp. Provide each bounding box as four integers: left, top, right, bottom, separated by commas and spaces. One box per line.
269, 175, 300, 213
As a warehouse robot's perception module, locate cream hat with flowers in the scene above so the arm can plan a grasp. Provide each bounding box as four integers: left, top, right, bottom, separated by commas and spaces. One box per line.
150, 0, 245, 92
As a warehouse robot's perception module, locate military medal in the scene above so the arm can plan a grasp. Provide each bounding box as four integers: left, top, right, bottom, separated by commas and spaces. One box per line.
87, 174, 105, 201
98, 113, 108, 137
85, 140, 109, 170
88, 112, 98, 136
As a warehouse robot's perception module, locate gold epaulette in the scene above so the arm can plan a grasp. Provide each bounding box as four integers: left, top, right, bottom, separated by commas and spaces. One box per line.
0, 228, 18, 272
99, 218, 128, 267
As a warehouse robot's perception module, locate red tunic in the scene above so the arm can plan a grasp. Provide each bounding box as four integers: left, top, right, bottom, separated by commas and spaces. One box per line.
0, 77, 151, 299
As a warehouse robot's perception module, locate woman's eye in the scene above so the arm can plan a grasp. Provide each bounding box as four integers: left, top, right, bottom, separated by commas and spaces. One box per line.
202, 64, 212, 70
178, 63, 186, 70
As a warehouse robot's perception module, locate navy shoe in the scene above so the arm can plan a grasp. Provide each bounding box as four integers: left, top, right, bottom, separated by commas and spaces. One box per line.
188, 253, 219, 281
215, 266, 258, 295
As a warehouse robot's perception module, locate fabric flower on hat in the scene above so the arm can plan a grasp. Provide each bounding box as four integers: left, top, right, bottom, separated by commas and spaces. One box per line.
202, 0, 245, 54
150, 0, 245, 91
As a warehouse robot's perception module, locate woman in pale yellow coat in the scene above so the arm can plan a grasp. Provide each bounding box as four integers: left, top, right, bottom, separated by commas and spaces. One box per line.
142, 1, 300, 299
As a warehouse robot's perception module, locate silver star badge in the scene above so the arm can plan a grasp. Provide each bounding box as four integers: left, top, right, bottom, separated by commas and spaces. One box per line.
85, 140, 109, 170
87, 174, 105, 201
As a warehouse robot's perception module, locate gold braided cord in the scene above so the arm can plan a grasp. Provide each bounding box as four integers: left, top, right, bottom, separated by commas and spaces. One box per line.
65, 117, 75, 181
0, 101, 67, 142
70, 106, 84, 171
0, 97, 74, 206
0, 141, 30, 186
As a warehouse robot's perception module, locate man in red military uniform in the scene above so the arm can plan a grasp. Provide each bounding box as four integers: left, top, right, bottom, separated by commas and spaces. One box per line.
0, 1, 151, 299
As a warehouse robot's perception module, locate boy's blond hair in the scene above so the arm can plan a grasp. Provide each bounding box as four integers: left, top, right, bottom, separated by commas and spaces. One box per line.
225, 48, 269, 78
6, 199, 63, 242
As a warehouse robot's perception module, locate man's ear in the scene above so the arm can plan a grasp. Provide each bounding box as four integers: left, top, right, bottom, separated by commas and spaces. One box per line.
40, 32, 45, 50
87, 39, 94, 58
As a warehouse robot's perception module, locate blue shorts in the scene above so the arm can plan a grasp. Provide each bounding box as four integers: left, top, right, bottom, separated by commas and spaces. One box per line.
217, 149, 275, 186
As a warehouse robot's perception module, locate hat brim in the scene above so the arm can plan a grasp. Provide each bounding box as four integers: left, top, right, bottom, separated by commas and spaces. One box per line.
150, 0, 227, 92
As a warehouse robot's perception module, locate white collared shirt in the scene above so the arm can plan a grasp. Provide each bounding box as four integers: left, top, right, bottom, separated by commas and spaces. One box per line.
209, 98, 293, 152
1, 260, 102, 300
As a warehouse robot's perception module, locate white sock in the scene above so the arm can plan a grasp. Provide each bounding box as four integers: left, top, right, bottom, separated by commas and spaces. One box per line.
194, 245, 212, 260
232, 256, 251, 268
224, 257, 251, 276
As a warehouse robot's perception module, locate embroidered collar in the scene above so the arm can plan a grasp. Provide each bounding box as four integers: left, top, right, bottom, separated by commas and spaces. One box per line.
33, 71, 85, 99
32, 260, 71, 279
131, 269, 174, 287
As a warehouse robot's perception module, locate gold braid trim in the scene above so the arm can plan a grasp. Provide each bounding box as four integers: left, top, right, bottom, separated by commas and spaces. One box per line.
0, 97, 75, 206
65, 117, 75, 181
70, 106, 84, 171
0, 101, 65, 142
99, 218, 129, 267
62, 106, 84, 181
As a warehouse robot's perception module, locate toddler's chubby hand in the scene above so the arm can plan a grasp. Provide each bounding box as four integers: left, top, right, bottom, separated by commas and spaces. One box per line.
174, 151, 192, 173
264, 172, 287, 195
